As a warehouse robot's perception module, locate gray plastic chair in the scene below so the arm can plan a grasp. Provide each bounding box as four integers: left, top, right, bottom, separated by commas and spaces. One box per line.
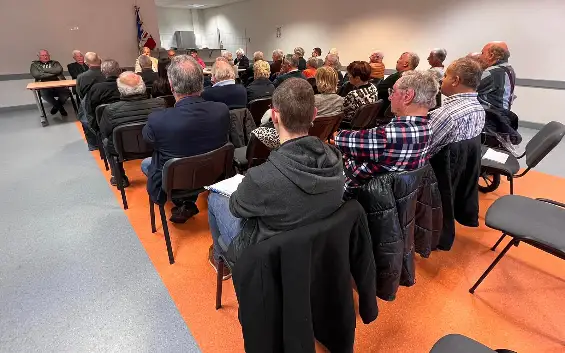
430, 334, 516, 353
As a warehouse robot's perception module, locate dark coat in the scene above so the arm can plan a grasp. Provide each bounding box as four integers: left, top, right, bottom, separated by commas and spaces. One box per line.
298, 57, 307, 71
273, 70, 306, 87
228, 108, 256, 148
202, 83, 248, 109
138, 68, 159, 87
85, 76, 121, 132
377, 71, 402, 112
67, 62, 89, 79
235, 55, 250, 69
483, 108, 522, 145
270, 60, 282, 76
76, 67, 105, 99
99, 95, 165, 154
430, 135, 481, 250
142, 96, 230, 204
30, 60, 64, 82
233, 200, 378, 353
246, 77, 274, 102
351, 165, 442, 301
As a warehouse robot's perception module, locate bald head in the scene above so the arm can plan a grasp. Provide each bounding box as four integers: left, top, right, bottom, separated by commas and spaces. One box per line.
480, 41, 510, 68
117, 71, 146, 97
84, 52, 101, 67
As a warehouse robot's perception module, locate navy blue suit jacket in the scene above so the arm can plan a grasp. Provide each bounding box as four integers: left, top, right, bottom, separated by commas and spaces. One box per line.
142, 96, 230, 204
201, 83, 247, 110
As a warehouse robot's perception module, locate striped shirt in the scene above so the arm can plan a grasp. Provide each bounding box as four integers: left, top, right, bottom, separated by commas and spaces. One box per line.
335, 115, 432, 193
429, 93, 485, 154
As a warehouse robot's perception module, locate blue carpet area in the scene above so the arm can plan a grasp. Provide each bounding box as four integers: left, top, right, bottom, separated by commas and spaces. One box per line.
0, 110, 200, 352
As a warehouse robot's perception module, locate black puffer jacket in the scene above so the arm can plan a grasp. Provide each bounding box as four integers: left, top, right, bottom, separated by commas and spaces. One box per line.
352, 165, 442, 301
229, 108, 257, 148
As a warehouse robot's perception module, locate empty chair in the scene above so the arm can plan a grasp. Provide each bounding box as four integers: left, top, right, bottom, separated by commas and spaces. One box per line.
149, 143, 235, 264
233, 133, 271, 173
480, 121, 565, 194
95, 104, 110, 171
470, 195, 565, 294
309, 113, 343, 142
247, 97, 271, 127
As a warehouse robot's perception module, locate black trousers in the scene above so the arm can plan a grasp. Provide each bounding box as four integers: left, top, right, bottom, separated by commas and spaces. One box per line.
40, 87, 70, 108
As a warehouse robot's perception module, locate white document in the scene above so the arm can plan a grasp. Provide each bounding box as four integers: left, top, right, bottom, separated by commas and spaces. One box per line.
483, 148, 509, 164
205, 174, 245, 197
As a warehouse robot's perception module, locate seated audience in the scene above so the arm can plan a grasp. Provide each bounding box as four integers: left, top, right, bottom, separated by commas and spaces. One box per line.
190, 49, 206, 69
67, 50, 88, 79
294, 47, 307, 70
250, 125, 280, 149
207, 78, 345, 277
476, 41, 515, 114
336, 71, 438, 196
142, 55, 230, 223
235, 48, 250, 69
302, 57, 319, 79
377, 51, 420, 110
253, 51, 264, 61
246, 60, 275, 102
30, 49, 70, 120
324, 53, 344, 85
315, 66, 345, 116
135, 46, 158, 73
167, 49, 176, 60
312, 47, 324, 67
76, 52, 104, 99
270, 49, 284, 78
329, 48, 340, 57
99, 72, 164, 187
342, 61, 378, 122
369, 51, 385, 80
243, 51, 264, 84
151, 77, 173, 98
202, 61, 247, 109
273, 54, 306, 87
137, 55, 159, 86
428, 48, 448, 78
158, 49, 176, 78
85, 59, 122, 132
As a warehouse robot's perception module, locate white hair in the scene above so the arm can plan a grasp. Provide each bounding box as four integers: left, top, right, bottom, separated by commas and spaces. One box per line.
370, 51, 384, 59
253, 51, 264, 61
431, 48, 447, 62
236, 48, 245, 56
72, 50, 82, 57
329, 48, 339, 56
395, 70, 439, 109
212, 61, 236, 82
116, 71, 146, 97
272, 49, 284, 60
222, 51, 234, 64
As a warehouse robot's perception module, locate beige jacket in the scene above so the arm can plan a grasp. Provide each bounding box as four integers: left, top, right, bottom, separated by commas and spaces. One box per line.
135, 56, 159, 73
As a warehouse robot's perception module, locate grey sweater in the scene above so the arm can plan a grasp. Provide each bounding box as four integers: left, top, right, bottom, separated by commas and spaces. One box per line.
227, 136, 345, 264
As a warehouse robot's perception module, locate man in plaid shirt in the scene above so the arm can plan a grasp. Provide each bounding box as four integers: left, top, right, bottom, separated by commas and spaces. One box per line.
336, 70, 439, 195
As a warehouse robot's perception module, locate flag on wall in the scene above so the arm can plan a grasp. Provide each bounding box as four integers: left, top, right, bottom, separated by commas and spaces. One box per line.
135, 6, 156, 50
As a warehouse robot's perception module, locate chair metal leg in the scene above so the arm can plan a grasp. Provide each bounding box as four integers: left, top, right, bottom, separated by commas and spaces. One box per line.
98, 136, 109, 170
149, 198, 156, 233
114, 158, 128, 210
470, 239, 516, 294
216, 258, 224, 310
508, 176, 514, 195
69, 91, 79, 115
159, 204, 175, 264
490, 233, 506, 251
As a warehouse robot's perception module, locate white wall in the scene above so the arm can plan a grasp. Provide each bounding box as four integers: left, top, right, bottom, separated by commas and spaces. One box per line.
156, 7, 194, 49
201, 0, 565, 124
0, 0, 160, 75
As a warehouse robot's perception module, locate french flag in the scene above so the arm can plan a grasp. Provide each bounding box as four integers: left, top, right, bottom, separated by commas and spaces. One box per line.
135, 6, 156, 50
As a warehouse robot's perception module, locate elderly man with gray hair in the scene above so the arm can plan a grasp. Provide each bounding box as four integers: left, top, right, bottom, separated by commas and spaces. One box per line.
273, 54, 306, 87
84, 59, 122, 135
324, 53, 344, 85
235, 48, 249, 69
98, 71, 165, 187
427, 48, 448, 78
76, 52, 104, 99
270, 49, 284, 77
336, 70, 437, 196
377, 51, 420, 110
142, 55, 230, 224
201, 60, 247, 109
137, 54, 159, 86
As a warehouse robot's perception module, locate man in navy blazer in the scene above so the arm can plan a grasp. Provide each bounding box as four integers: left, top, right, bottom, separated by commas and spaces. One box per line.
201, 60, 247, 109
142, 55, 230, 223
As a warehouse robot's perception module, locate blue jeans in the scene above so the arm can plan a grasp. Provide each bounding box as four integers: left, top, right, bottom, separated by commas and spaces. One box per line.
208, 192, 242, 261
141, 157, 151, 176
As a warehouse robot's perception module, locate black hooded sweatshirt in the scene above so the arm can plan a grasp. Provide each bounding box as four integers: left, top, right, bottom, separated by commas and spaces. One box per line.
227, 135, 345, 265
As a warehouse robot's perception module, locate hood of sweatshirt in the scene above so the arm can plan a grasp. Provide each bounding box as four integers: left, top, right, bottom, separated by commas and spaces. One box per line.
268, 136, 344, 195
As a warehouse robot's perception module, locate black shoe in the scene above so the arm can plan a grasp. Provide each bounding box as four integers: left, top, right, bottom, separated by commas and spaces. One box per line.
169, 204, 199, 224
50, 106, 58, 115
110, 176, 130, 188
59, 106, 68, 117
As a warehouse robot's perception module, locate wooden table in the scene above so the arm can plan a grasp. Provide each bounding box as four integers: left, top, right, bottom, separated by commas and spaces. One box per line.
26, 80, 79, 126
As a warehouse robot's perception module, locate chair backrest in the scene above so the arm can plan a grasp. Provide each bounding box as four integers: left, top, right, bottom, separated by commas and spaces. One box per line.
160, 95, 176, 108
162, 143, 235, 195
95, 104, 109, 126
350, 100, 384, 129
246, 133, 272, 169
309, 113, 343, 141
525, 121, 565, 168
248, 97, 272, 127
112, 122, 153, 161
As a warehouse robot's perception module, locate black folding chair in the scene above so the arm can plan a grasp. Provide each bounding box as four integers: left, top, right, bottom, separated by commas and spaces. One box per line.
95, 104, 110, 171
112, 122, 153, 210
309, 113, 343, 142
247, 97, 272, 127
480, 121, 565, 194
149, 143, 235, 265
233, 133, 271, 173
470, 195, 565, 294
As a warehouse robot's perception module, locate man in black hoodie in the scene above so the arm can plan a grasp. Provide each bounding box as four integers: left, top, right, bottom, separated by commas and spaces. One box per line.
207, 78, 345, 279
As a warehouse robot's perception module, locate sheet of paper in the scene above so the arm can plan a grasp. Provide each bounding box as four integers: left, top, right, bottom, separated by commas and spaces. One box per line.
205, 174, 245, 197
483, 148, 509, 164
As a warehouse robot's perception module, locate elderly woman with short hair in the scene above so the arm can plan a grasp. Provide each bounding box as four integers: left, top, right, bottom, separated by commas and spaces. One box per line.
270, 49, 284, 77
342, 61, 379, 122
235, 48, 250, 69
314, 66, 344, 116
303, 57, 319, 79
294, 47, 307, 71
247, 60, 275, 102
336, 70, 439, 195
369, 51, 385, 80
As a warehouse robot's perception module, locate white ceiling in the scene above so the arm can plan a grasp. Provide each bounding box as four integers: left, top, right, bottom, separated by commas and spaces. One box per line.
155, 0, 245, 9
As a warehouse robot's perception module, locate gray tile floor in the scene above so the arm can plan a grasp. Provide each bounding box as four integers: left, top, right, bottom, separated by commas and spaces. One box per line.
0, 110, 200, 352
